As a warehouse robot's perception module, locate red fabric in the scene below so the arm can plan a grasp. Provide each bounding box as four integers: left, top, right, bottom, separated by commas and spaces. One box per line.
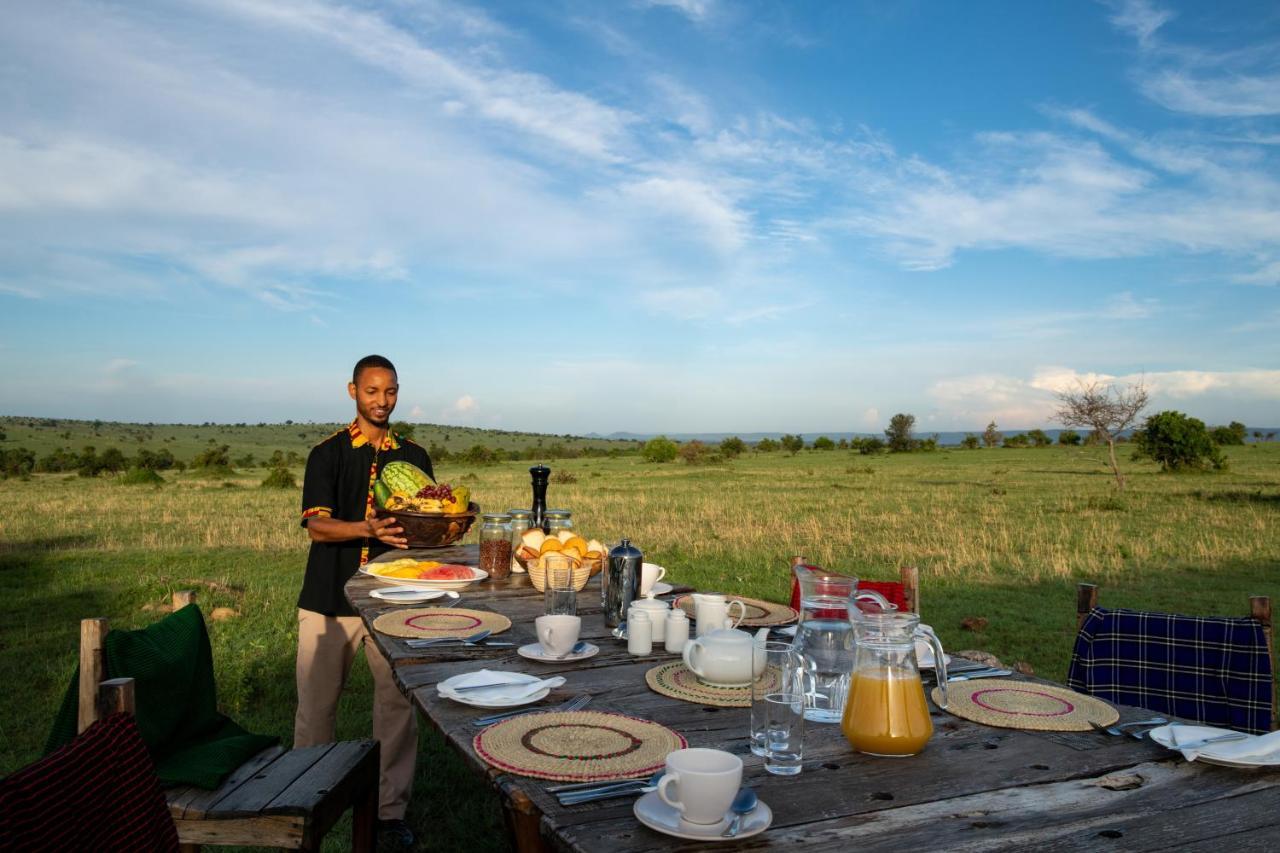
788, 565, 909, 615
1, 713, 179, 852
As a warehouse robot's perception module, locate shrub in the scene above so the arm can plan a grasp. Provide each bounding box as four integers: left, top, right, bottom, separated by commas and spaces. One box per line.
234, 453, 257, 469
458, 444, 501, 465
884, 414, 916, 452
1057, 430, 1082, 446
261, 466, 297, 488
641, 436, 679, 463
679, 441, 721, 465
854, 437, 886, 455
427, 442, 451, 462
551, 469, 578, 484
391, 421, 416, 440
1132, 410, 1226, 471
812, 436, 835, 451
120, 466, 165, 486
36, 448, 78, 472
193, 444, 232, 470
134, 447, 176, 470
1209, 421, 1247, 446
1002, 433, 1030, 448
960, 434, 980, 450
1026, 429, 1052, 447
754, 438, 779, 453
0, 447, 35, 478
719, 436, 747, 458
919, 436, 938, 451
98, 447, 127, 473
780, 434, 805, 455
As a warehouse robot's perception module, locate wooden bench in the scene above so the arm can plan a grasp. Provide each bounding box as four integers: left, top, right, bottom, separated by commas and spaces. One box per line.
80, 591, 380, 852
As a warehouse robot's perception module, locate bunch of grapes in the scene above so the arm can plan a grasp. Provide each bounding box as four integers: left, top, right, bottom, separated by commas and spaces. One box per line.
415, 483, 454, 501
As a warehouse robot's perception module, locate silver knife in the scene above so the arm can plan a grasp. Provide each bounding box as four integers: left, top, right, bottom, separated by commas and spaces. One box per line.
1171, 732, 1248, 751
948, 669, 1013, 681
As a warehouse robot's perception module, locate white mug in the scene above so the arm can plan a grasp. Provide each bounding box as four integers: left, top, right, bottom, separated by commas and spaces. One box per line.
639, 562, 667, 596
536, 614, 581, 657
656, 748, 743, 830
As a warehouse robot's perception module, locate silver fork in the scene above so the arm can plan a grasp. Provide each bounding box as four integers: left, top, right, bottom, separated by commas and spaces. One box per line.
1089, 717, 1168, 737
471, 693, 591, 727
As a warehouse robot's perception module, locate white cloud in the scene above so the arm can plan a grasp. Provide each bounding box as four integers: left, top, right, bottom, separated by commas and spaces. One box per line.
1106, 0, 1174, 47
1140, 69, 1280, 118
643, 0, 717, 23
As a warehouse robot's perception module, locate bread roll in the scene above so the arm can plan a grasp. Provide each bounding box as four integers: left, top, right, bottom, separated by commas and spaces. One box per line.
520, 528, 545, 550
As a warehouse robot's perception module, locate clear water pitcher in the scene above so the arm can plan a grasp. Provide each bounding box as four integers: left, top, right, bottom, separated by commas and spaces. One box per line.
792, 565, 892, 723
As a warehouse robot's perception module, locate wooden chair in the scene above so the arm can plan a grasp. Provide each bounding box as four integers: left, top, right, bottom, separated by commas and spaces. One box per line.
1074, 583, 1276, 732
789, 556, 919, 614
80, 591, 380, 853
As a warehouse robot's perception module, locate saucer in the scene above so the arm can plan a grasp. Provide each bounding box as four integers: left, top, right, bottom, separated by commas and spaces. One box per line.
647, 582, 674, 596
517, 642, 600, 663
370, 587, 447, 604
633, 790, 772, 841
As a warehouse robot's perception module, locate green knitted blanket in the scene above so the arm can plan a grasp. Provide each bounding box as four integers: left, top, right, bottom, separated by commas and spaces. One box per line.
44, 603, 278, 789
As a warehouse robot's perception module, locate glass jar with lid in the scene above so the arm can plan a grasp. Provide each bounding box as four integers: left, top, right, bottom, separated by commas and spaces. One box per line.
479, 513, 513, 579
506, 508, 532, 543
544, 510, 573, 537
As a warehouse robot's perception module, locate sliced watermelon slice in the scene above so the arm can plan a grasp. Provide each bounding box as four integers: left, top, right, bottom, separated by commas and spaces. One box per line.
417, 564, 476, 581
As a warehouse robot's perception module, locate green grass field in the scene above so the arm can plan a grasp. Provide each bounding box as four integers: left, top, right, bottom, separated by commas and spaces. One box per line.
1, 440, 1277, 850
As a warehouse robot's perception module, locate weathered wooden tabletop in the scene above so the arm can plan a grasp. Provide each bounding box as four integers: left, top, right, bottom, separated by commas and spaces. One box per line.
347, 546, 1280, 852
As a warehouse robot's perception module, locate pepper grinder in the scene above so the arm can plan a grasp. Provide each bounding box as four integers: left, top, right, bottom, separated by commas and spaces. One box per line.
529, 464, 550, 533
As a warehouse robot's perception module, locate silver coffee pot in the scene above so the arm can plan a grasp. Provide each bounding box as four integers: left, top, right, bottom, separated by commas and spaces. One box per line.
602, 539, 643, 628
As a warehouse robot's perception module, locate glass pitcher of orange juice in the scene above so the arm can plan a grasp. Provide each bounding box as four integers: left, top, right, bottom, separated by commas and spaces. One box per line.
841, 611, 948, 757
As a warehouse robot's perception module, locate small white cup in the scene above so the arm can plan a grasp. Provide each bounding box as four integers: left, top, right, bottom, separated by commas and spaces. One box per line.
656, 748, 742, 831
535, 614, 581, 658
639, 562, 667, 596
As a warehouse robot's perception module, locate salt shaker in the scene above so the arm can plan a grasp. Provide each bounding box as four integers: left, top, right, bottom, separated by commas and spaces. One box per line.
627, 610, 652, 656
664, 608, 689, 654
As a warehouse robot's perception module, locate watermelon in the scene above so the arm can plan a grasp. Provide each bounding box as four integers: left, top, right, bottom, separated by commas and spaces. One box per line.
381, 460, 433, 495
373, 479, 393, 508
418, 564, 475, 581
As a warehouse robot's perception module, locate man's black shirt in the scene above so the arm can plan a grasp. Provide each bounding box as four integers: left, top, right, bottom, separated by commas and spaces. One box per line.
298, 421, 433, 616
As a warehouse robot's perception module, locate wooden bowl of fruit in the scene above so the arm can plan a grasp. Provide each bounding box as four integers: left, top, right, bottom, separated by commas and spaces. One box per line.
373, 502, 479, 548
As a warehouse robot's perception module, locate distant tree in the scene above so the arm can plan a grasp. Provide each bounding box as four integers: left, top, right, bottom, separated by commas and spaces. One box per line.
1132, 411, 1226, 472
192, 444, 232, 470
77, 446, 101, 478
982, 421, 1001, 448
391, 421, 416, 440
1002, 433, 1030, 448
98, 447, 127, 473
261, 466, 297, 489
960, 434, 980, 450
0, 428, 6, 441
1254, 431, 1263, 442
1057, 430, 1082, 446
1054, 379, 1149, 490
679, 441, 718, 465
1209, 421, 1247, 446
755, 438, 779, 453
919, 435, 939, 451
855, 437, 886, 455
837, 438, 849, 449
36, 448, 78, 472
1025, 429, 1052, 448
719, 436, 746, 458
0, 447, 35, 478
812, 436, 836, 451
884, 414, 916, 453
641, 436, 679, 463
234, 453, 257, 469
459, 444, 500, 465
780, 434, 805, 455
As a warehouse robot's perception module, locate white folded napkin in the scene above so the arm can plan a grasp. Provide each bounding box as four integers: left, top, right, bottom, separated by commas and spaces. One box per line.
439, 669, 564, 701
1167, 725, 1280, 762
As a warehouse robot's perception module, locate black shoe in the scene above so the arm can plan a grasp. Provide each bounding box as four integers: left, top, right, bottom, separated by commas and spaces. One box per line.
377, 818, 415, 850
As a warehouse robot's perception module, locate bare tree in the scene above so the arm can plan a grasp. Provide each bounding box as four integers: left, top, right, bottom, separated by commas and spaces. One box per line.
1054, 379, 1149, 489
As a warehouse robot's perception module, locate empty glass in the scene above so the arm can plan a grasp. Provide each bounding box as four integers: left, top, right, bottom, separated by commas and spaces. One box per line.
750, 641, 802, 757
763, 692, 806, 775
543, 553, 577, 616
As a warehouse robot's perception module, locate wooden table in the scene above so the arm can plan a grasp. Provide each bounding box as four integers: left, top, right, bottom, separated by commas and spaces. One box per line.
347, 547, 1280, 852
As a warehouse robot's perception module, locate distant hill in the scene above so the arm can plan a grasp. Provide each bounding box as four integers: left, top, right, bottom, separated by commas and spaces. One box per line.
589, 428, 1279, 446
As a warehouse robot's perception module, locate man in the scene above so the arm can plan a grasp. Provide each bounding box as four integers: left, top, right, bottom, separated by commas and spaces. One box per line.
295, 354, 431, 849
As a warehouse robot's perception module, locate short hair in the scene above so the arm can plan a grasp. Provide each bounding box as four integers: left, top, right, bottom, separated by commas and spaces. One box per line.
352, 355, 397, 384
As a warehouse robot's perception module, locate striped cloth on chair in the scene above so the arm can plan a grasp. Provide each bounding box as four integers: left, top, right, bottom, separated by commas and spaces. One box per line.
1067, 606, 1274, 734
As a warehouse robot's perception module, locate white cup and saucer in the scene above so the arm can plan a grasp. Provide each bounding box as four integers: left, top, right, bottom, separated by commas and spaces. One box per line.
640, 563, 673, 597
633, 748, 773, 840
518, 615, 600, 662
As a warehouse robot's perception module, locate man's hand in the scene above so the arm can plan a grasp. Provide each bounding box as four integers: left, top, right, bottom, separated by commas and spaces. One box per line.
366, 515, 408, 549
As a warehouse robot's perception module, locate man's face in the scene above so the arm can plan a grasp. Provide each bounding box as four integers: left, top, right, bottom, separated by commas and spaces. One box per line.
348, 367, 398, 427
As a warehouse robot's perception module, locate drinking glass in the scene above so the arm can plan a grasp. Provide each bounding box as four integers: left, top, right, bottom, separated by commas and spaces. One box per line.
543, 554, 577, 616
750, 642, 801, 757
763, 691, 806, 775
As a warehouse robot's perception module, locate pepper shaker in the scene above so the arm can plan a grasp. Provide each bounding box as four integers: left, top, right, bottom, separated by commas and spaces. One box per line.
627, 610, 652, 655
664, 608, 690, 654
529, 465, 550, 533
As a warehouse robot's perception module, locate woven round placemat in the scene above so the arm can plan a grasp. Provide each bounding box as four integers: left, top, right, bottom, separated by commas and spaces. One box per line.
644, 661, 782, 708
371, 607, 512, 639
673, 594, 798, 627
931, 679, 1119, 732
473, 711, 687, 781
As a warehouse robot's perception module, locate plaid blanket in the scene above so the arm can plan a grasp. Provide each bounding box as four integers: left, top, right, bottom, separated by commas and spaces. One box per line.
1068, 606, 1274, 734
44, 603, 278, 789
2, 713, 178, 851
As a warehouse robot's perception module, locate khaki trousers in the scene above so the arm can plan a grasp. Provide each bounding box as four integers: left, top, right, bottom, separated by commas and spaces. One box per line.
294, 609, 417, 820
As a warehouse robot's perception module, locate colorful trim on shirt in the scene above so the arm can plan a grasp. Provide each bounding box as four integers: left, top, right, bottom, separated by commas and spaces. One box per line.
347, 419, 400, 451
301, 506, 332, 521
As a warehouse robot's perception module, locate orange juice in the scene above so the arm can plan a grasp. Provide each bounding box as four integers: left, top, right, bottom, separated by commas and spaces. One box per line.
841, 669, 933, 756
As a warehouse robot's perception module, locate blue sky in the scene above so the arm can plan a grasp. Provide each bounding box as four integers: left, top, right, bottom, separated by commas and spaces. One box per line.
1, 0, 1277, 433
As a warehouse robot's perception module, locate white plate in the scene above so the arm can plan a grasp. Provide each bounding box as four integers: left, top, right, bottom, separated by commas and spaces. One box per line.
648, 582, 674, 596
437, 671, 552, 709
633, 790, 772, 841
913, 637, 952, 670
360, 563, 487, 590
1149, 725, 1280, 768
369, 587, 447, 604
517, 642, 600, 663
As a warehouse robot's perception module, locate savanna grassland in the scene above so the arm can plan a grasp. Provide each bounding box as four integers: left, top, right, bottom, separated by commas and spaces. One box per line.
1, 440, 1277, 850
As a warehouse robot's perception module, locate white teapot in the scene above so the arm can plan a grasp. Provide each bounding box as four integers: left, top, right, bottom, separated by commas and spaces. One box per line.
682, 626, 772, 687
